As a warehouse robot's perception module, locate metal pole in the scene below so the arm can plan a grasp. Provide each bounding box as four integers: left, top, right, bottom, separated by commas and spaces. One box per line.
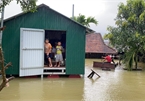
0, 6, 4, 45
72, 4, 74, 20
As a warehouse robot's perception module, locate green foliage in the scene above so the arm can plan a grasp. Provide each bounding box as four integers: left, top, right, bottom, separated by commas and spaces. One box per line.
104, 0, 145, 70
123, 48, 138, 70
0, 0, 37, 12
85, 16, 98, 27
71, 14, 98, 27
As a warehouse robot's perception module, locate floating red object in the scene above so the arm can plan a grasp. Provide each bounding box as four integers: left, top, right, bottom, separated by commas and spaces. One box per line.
47, 75, 59, 78
69, 75, 81, 78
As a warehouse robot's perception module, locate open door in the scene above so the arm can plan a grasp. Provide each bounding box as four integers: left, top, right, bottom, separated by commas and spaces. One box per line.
19, 28, 44, 77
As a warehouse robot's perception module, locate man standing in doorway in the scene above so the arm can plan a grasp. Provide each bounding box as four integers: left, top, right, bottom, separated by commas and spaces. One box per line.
44, 39, 52, 67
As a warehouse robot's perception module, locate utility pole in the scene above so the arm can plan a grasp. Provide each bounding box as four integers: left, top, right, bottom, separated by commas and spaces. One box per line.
0, 6, 4, 45
72, 4, 74, 20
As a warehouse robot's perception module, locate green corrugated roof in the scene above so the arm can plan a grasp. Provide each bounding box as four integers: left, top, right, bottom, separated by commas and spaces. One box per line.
4, 4, 95, 33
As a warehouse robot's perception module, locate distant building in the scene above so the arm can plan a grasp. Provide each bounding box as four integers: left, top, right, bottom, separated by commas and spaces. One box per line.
85, 33, 117, 58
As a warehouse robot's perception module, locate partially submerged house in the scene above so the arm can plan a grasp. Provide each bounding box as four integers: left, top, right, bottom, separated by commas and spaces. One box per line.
2, 4, 94, 77
85, 33, 116, 58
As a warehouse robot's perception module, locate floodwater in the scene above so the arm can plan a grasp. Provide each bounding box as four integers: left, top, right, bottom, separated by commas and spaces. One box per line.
1, 59, 145, 101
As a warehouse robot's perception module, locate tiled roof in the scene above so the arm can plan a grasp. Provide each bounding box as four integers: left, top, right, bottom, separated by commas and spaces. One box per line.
86, 33, 117, 54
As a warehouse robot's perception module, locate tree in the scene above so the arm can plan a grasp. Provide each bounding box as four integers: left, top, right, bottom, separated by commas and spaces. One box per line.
0, 0, 37, 12
71, 14, 98, 27
0, 0, 38, 92
104, 0, 145, 70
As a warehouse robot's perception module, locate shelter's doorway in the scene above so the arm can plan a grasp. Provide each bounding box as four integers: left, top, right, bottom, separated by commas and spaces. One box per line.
44, 30, 66, 68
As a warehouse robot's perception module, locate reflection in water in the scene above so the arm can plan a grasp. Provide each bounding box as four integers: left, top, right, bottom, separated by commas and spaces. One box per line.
0, 59, 145, 101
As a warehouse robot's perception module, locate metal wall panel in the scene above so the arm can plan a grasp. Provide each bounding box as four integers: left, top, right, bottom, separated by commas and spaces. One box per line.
22, 50, 43, 68
19, 28, 44, 76
20, 69, 43, 77
22, 30, 44, 49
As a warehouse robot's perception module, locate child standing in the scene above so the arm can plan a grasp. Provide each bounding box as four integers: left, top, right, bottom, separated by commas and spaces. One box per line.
55, 42, 63, 67
44, 39, 52, 67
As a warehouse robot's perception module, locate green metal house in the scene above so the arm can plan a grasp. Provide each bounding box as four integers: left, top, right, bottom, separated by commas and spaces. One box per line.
2, 4, 93, 77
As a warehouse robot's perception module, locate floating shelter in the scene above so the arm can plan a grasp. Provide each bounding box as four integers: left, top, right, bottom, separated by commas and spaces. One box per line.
2, 4, 94, 77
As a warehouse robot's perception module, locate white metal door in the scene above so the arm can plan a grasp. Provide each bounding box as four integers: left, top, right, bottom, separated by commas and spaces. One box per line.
19, 28, 44, 77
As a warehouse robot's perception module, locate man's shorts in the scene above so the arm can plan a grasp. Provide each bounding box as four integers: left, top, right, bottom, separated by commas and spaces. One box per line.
44, 53, 51, 59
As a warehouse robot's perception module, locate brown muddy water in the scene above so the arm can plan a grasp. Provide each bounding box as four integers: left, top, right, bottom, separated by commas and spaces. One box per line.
1, 59, 145, 101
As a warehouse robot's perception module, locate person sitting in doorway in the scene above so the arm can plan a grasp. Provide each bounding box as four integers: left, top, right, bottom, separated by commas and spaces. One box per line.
44, 39, 52, 67
55, 42, 63, 67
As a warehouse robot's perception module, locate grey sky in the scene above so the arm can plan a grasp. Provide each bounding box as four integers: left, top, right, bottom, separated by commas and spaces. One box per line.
4, 0, 126, 36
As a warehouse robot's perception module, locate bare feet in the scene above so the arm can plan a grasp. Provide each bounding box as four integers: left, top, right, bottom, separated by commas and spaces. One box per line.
49, 64, 52, 67
54, 65, 57, 67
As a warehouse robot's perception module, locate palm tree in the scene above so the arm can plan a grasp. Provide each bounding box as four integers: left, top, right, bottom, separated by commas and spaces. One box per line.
71, 14, 98, 27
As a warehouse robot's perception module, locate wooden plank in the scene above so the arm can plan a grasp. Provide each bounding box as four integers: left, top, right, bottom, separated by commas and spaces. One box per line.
44, 67, 66, 70
91, 69, 100, 77
43, 72, 66, 75
88, 69, 100, 78
93, 61, 115, 69
43, 67, 66, 75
